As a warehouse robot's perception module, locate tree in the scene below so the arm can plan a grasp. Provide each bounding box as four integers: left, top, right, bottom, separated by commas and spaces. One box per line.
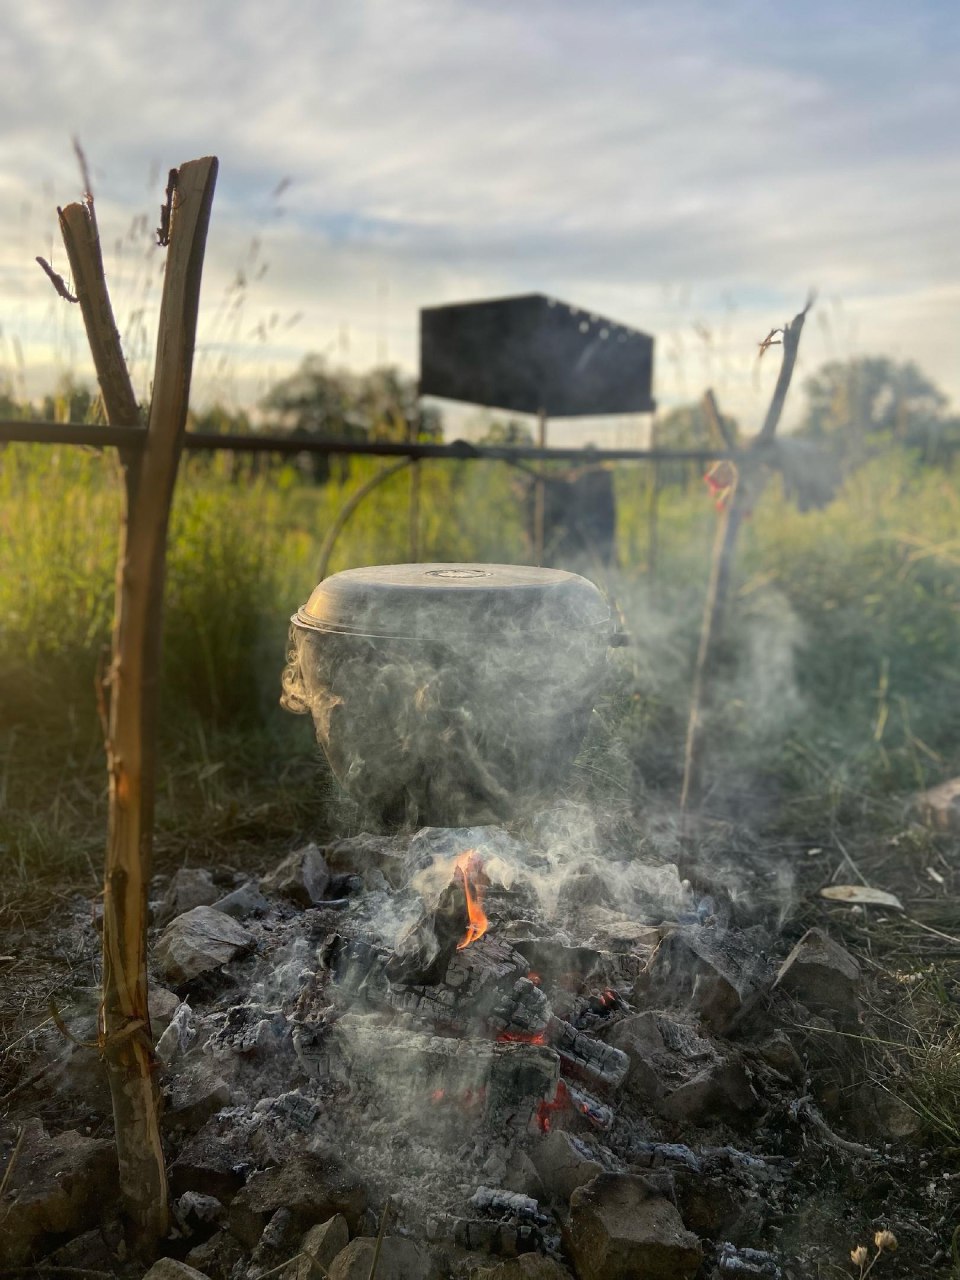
476, 416, 535, 446
796, 357, 956, 464
260, 357, 441, 481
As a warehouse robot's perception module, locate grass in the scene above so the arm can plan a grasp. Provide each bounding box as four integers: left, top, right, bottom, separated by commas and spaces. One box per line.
0, 438, 958, 898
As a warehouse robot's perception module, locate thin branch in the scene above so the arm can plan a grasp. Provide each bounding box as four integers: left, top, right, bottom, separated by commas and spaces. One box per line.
35, 256, 78, 303
758, 292, 816, 442
72, 136, 94, 199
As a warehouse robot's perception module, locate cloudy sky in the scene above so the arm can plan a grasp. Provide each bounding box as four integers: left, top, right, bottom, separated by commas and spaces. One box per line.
2, 0, 958, 441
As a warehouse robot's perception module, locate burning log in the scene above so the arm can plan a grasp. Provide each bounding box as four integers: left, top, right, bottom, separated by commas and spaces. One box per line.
547, 1017, 630, 1089
469, 1186, 549, 1225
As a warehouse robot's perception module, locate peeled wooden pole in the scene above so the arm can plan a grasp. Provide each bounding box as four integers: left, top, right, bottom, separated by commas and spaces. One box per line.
59, 157, 218, 1252
680, 299, 811, 817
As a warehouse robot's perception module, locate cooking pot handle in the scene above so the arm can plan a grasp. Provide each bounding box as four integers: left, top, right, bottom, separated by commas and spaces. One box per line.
280, 629, 311, 714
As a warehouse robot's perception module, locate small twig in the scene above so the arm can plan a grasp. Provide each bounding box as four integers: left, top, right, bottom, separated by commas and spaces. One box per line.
72, 136, 94, 199
156, 168, 177, 246
35, 256, 78, 303
791, 1096, 877, 1159
757, 327, 782, 358
0, 1268, 114, 1278
367, 1196, 394, 1280
253, 1250, 330, 1279
0, 1127, 25, 1202
0, 1063, 57, 1107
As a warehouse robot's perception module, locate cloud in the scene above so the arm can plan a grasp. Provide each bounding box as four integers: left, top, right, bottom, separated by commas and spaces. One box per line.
2, 0, 959, 431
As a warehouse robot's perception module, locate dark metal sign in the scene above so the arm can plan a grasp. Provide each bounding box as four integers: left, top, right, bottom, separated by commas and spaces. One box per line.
420, 292, 655, 417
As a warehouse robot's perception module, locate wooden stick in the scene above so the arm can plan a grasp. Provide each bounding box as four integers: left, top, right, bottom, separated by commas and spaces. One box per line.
60, 157, 218, 1255
680, 299, 812, 818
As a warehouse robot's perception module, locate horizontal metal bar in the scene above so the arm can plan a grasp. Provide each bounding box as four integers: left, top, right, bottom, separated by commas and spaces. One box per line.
1, 418, 746, 464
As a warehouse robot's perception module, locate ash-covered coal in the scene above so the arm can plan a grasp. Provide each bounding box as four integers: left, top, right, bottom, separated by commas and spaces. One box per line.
3, 819, 901, 1279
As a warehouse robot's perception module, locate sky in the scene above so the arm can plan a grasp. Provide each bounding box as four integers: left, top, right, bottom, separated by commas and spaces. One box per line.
2, 0, 959, 444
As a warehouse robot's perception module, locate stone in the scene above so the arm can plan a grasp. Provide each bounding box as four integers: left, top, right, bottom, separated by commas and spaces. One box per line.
163, 1067, 232, 1134
774, 928, 860, 1022
227, 1151, 367, 1247
289, 1214, 350, 1278
185, 1230, 244, 1280
149, 985, 183, 1039
154, 906, 255, 984
530, 1128, 604, 1201
473, 1257, 573, 1279
0, 1121, 118, 1266
159, 867, 222, 924
757, 1032, 804, 1081
658, 1058, 760, 1126
322, 833, 408, 887
564, 1173, 702, 1280
646, 925, 771, 1034
170, 1132, 248, 1204
142, 1260, 212, 1280
914, 776, 960, 832
211, 881, 271, 920
606, 1013, 666, 1101
260, 843, 331, 906
847, 1085, 923, 1142
47, 1225, 123, 1273
327, 1237, 440, 1280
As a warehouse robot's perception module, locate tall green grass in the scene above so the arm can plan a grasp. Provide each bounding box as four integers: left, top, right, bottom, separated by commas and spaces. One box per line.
1, 440, 958, 880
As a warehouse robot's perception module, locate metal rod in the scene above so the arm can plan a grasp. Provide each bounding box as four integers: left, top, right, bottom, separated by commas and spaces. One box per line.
1, 418, 747, 464
533, 407, 547, 565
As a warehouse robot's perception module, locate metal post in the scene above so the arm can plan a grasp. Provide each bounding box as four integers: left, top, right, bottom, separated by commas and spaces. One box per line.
534, 408, 547, 565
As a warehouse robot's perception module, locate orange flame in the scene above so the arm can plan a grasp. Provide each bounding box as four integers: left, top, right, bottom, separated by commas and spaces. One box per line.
455, 850, 489, 950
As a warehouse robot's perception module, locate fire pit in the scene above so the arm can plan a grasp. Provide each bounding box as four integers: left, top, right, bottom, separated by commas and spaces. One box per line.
282, 563, 612, 826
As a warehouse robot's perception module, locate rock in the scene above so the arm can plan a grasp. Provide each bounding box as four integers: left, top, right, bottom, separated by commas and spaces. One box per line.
646, 925, 770, 1034
322, 833, 408, 888
185, 1230, 244, 1280
774, 928, 860, 1022
154, 906, 255, 984
159, 867, 222, 924
289, 1214, 350, 1278
212, 881, 271, 920
530, 1128, 604, 1201
173, 1191, 225, 1233
260, 843, 331, 906
327, 1237, 440, 1280
847, 1085, 923, 1142
564, 1173, 702, 1280
149, 985, 183, 1039
47, 1225, 123, 1273
0, 1121, 119, 1266
163, 1067, 232, 1134
658, 1058, 760, 1126
914, 776, 960, 832
757, 1032, 804, 1081
227, 1151, 367, 1247
170, 1132, 248, 1204
142, 1260, 212, 1280
606, 1013, 666, 1100
473, 1257, 573, 1279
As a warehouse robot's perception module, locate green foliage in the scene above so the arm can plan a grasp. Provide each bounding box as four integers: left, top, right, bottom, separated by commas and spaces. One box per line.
2, 384, 959, 876
261, 356, 441, 442
797, 356, 960, 466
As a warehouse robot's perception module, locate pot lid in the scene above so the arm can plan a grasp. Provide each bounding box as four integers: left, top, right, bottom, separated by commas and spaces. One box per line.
295, 563, 610, 638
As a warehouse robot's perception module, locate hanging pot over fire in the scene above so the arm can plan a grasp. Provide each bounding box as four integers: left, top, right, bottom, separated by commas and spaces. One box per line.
282, 563, 612, 827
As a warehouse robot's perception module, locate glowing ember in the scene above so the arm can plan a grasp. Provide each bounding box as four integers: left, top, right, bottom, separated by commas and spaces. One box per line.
496, 1030, 547, 1045
536, 1080, 570, 1133
454, 850, 489, 950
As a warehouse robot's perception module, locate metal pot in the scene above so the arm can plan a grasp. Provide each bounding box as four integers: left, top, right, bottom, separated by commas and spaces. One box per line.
282, 563, 612, 827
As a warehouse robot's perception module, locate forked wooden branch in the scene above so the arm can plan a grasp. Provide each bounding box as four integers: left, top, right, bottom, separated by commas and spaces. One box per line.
680, 296, 813, 819
57, 156, 218, 1255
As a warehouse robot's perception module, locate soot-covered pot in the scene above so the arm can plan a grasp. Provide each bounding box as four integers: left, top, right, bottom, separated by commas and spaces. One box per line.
281, 563, 612, 826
